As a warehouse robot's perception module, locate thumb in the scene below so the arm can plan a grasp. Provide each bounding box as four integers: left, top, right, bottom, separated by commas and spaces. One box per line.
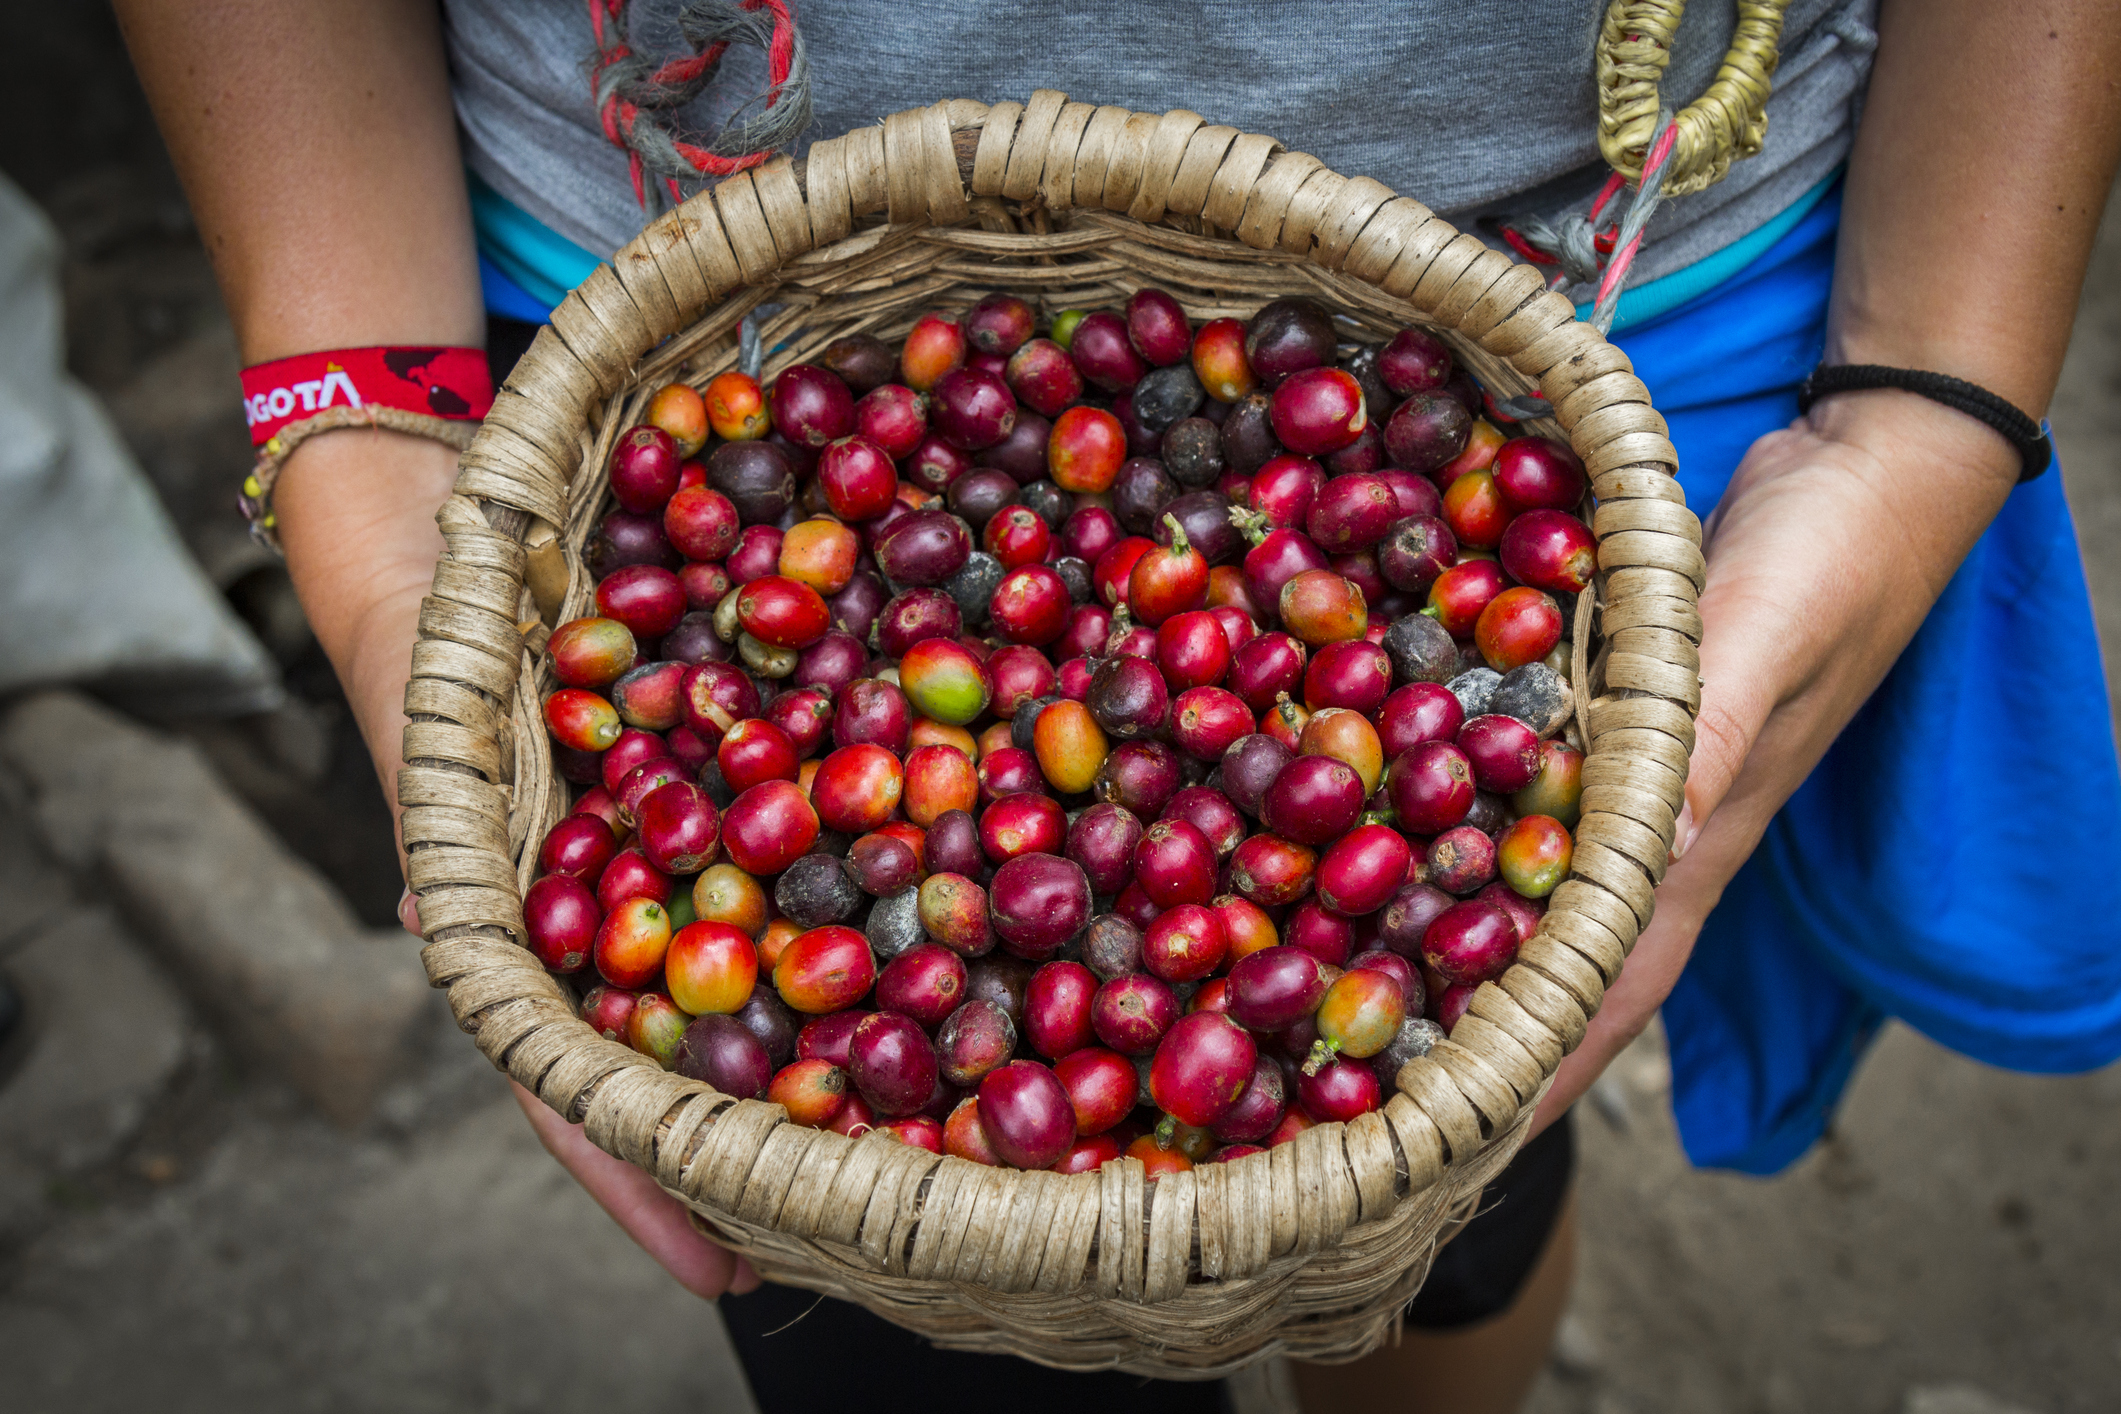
510, 1081, 750, 1300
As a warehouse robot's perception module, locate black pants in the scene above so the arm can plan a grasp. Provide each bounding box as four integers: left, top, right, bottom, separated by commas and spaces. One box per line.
720, 1114, 1575, 1413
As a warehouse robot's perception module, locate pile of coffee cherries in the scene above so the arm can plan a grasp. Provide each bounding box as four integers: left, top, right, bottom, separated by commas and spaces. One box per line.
525, 286, 1590, 1176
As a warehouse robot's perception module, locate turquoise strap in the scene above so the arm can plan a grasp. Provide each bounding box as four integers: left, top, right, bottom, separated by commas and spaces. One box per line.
468, 170, 602, 314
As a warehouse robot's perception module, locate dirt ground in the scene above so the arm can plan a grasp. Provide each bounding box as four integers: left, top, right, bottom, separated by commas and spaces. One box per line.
1, 10, 2117, 1414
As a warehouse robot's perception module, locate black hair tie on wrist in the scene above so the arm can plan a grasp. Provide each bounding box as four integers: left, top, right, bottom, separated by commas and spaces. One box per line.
1797, 364, 2052, 483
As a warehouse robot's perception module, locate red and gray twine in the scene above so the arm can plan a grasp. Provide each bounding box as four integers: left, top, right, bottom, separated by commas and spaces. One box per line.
585, 0, 812, 207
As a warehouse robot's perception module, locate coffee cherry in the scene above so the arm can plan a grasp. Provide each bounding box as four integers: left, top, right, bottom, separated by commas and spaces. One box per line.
1378, 328, 1454, 397
1270, 368, 1368, 456
609, 425, 683, 514
1496, 814, 1574, 898
977, 1062, 1078, 1170
1191, 317, 1255, 403
1244, 298, 1336, 388
988, 853, 1090, 960
964, 293, 1036, 356
1227, 833, 1317, 907
1141, 903, 1229, 984
705, 370, 770, 441
900, 313, 967, 391
1421, 899, 1520, 986
773, 924, 877, 1014
1069, 311, 1148, 392
770, 1058, 850, 1128
899, 638, 992, 726
1491, 436, 1588, 511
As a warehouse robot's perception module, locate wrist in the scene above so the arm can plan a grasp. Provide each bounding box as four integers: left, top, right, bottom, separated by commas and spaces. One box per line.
238, 345, 493, 550
1799, 384, 2023, 498
1825, 271, 2063, 418
275, 429, 462, 782
1821, 310, 2056, 463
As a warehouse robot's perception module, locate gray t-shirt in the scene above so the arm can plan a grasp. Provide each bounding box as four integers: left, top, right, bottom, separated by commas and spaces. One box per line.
444, 0, 1876, 297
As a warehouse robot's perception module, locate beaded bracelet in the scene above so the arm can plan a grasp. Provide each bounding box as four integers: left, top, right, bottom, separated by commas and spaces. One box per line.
239, 408, 479, 553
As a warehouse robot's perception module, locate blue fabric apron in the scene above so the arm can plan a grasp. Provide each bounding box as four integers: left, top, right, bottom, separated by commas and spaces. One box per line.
480, 181, 2121, 1175
1620, 184, 2121, 1173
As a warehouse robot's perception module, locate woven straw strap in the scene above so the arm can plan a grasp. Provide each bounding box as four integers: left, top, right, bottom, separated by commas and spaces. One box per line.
402, 93, 1703, 1376
1597, 0, 1790, 195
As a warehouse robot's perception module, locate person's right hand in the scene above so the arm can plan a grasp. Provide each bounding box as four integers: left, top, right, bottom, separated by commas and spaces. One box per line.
120, 0, 759, 1317
280, 431, 759, 1301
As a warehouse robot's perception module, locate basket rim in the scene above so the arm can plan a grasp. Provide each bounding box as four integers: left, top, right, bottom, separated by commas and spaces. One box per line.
402, 91, 1700, 1358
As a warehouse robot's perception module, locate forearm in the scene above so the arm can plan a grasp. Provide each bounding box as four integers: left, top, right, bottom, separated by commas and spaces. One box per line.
1692, 0, 2121, 825
1830, 0, 2121, 417
117, 0, 484, 787
1540, 0, 2121, 1127
115, 0, 481, 359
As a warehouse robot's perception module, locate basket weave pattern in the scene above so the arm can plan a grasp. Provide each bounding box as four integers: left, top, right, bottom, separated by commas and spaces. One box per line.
402, 92, 1703, 1377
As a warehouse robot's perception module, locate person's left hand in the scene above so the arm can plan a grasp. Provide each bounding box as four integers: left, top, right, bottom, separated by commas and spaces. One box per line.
396, 884, 761, 1300
511, 1080, 764, 1299
1529, 389, 2020, 1132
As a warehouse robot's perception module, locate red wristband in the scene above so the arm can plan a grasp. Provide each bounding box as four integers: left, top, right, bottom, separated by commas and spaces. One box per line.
239, 346, 494, 448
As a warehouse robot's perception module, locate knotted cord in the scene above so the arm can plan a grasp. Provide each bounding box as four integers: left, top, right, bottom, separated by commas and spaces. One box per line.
1493, 0, 1789, 415
585, 0, 812, 207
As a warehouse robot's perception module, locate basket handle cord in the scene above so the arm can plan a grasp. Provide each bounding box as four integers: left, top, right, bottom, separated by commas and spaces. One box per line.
585, 0, 813, 208
1598, 0, 1789, 196
1502, 0, 1790, 338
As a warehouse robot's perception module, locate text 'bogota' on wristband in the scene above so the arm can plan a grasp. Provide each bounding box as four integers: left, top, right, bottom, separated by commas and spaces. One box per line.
237, 346, 495, 552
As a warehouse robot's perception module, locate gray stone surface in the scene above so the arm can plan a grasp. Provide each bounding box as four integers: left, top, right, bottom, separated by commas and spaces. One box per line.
1523, 1024, 2121, 1414
0, 907, 192, 1239
2054, 184, 2121, 724
0, 1053, 756, 1414
0, 691, 428, 1125
1905, 1386, 2046, 1414
0, 786, 72, 960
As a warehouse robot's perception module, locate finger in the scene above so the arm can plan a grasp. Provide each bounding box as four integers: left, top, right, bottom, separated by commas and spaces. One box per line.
1676, 441, 1856, 841
1679, 585, 1782, 844
1668, 801, 1696, 863
1527, 820, 1719, 1134
510, 1082, 742, 1299
1528, 739, 1778, 1137
638, 1205, 748, 1301
398, 886, 422, 937
1528, 885, 1693, 1133
730, 1257, 764, 1295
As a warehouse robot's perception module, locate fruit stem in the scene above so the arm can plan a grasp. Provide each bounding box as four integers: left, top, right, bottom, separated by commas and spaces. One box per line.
1103, 602, 1134, 655
1152, 1113, 1177, 1149
1301, 1038, 1340, 1077
1226, 504, 1273, 547
1160, 513, 1192, 559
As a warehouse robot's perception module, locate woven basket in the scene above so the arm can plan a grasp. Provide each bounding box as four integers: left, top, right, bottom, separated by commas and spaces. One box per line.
403, 92, 1702, 1379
